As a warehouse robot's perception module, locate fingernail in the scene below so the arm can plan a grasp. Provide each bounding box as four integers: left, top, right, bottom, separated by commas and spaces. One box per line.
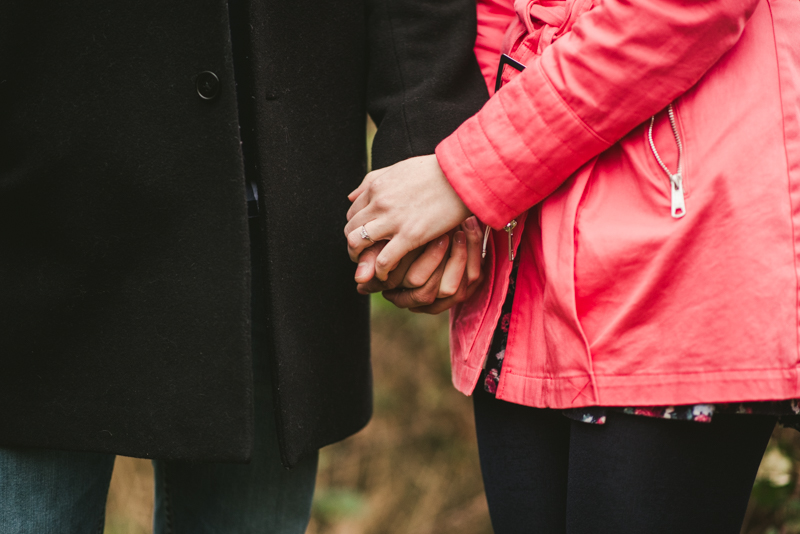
455, 232, 465, 245
437, 235, 447, 247
355, 263, 369, 279
464, 218, 476, 231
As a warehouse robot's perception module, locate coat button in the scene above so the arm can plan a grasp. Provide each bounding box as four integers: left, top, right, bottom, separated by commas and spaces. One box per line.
196, 71, 220, 100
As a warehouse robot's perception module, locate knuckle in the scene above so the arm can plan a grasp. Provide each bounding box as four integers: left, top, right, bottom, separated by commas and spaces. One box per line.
413, 289, 436, 306
405, 272, 425, 288
347, 233, 361, 249
423, 289, 438, 304
408, 227, 425, 246
438, 283, 456, 298
376, 256, 392, 270
373, 198, 392, 215
382, 278, 399, 291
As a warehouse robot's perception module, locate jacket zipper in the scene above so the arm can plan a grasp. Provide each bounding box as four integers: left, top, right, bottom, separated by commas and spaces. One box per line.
480, 53, 526, 262
482, 220, 518, 261
648, 103, 686, 218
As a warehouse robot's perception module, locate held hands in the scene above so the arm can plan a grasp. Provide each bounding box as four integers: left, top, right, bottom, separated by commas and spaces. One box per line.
345, 155, 472, 280
354, 219, 485, 313
345, 155, 484, 314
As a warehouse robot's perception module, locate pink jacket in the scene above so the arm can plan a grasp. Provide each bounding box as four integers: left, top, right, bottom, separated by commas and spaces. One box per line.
437, 0, 800, 408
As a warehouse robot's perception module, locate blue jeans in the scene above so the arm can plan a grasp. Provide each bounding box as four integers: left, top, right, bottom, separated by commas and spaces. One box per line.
0, 229, 318, 534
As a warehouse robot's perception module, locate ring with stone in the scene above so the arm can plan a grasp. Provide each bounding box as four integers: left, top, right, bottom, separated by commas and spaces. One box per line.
360, 225, 374, 243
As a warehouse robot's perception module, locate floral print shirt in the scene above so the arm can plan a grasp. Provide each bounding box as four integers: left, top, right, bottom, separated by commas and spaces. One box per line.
483, 262, 800, 429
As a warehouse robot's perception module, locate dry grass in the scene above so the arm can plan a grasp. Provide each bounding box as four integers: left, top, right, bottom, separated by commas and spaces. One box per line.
104, 456, 154, 534
306, 298, 491, 534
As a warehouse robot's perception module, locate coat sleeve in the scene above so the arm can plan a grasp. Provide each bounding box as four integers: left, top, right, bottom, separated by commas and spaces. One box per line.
435, 0, 761, 229
366, 0, 490, 170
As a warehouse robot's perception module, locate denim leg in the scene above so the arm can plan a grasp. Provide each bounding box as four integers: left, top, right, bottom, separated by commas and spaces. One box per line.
152, 226, 318, 534
0, 448, 115, 534
151, 382, 318, 534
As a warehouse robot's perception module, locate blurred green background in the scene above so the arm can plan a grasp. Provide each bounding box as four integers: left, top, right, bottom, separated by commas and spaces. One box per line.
103, 295, 800, 534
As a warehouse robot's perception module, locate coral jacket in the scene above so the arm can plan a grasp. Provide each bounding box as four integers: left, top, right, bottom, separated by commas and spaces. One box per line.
438, 0, 800, 408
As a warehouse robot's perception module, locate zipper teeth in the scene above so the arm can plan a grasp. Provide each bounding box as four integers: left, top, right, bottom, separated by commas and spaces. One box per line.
667, 105, 684, 173
648, 103, 683, 182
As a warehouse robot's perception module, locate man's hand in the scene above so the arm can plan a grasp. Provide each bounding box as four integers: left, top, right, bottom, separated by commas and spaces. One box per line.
354, 235, 451, 294
344, 154, 472, 281
384, 217, 484, 314
354, 217, 485, 314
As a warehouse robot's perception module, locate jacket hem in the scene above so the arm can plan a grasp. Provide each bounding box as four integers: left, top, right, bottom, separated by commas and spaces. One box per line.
453, 361, 800, 409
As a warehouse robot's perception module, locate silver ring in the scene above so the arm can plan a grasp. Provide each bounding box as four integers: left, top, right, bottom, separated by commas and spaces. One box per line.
360, 225, 374, 243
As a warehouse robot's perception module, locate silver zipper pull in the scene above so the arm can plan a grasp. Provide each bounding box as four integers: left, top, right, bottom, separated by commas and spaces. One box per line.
648, 104, 687, 219
670, 172, 686, 218
505, 220, 517, 261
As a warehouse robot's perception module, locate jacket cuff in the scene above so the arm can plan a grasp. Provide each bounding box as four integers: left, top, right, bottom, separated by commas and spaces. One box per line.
436, 59, 609, 230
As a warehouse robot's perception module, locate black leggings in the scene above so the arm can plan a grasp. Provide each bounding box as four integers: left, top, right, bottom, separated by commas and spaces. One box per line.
473, 386, 776, 534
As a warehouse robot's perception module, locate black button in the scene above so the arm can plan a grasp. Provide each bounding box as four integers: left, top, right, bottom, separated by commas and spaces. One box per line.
196, 71, 220, 100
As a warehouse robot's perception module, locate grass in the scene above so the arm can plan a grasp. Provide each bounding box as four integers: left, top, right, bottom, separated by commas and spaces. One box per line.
305, 295, 491, 534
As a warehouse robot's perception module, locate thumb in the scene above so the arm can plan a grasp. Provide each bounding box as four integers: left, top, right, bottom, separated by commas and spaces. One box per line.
355, 242, 385, 283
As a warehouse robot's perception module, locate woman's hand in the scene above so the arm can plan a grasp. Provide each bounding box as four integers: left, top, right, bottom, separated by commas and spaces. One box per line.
344, 154, 472, 281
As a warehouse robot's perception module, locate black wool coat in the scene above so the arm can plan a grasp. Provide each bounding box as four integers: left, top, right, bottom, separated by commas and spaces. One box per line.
0, 0, 488, 467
